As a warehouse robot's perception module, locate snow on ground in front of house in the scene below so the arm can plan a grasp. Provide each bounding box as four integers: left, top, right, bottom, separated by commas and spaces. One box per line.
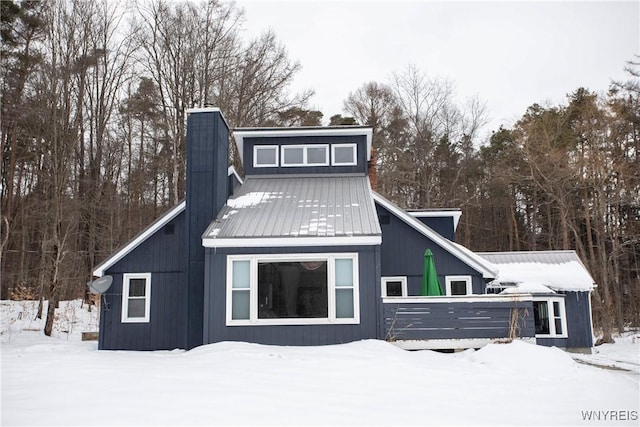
1, 300, 638, 426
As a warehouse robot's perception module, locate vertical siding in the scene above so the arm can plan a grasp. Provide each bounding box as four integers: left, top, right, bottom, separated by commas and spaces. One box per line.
203, 244, 381, 346
413, 217, 455, 241
100, 212, 186, 350
536, 291, 594, 349
376, 203, 486, 295
185, 111, 229, 349
243, 135, 368, 176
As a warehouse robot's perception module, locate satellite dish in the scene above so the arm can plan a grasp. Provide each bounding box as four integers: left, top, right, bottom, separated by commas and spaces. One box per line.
88, 275, 113, 294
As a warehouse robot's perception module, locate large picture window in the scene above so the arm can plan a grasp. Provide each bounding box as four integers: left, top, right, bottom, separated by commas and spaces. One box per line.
121, 273, 151, 323
533, 297, 567, 337
227, 253, 359, 325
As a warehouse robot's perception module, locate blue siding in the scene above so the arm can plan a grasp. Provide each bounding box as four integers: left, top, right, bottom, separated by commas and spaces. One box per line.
376, 202, 486, 295
203, 245, 382, 345
100, 212, 186, 350
243, 135, 368, 176
413, 216, 455, 241
185, 111, 229, 349
536, 291, 594, 350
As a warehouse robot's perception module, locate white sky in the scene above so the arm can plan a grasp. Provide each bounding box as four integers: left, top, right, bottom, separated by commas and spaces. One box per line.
235, 0, 639, 136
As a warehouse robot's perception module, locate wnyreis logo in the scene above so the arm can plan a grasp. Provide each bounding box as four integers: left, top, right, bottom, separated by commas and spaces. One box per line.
581, 410, 638, 422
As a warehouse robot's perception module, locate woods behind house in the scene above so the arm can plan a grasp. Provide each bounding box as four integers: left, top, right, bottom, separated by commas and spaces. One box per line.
2, 0, 638, 338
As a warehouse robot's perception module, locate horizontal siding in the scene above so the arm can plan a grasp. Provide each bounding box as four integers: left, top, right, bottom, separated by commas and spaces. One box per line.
204, 245, 381, 346
383, 300, 535, 341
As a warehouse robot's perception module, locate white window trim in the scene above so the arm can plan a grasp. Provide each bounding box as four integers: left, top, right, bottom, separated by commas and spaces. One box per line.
381, 276, 408, 297
533, 296, 568, 338
121, 273, 151, 323
253, 145, 279, 168
226, 253, 359, 326
281, 144, 330, 167
331, 143, 357, 166
445, 275, 473, 296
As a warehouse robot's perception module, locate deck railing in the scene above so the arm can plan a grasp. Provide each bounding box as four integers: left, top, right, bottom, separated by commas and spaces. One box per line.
383, 294, 535, 348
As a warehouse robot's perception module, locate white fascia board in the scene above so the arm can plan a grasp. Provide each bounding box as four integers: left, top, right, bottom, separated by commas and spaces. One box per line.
202, 235, 381, 248
92, 201, 186, 277
382, 294, 534, 304
228, 165, 244, 185
233, 127, 373, 166
409, 210, 462, 231
185, 107, 230, 129
373, 192, 498, 279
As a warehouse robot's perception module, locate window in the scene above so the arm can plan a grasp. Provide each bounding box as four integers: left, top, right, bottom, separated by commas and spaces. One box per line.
121, 273, 151, 323
445, 275, 472, 296
331, 144, 357, 166
227, 253, 359, 325
381, 276, 407, 297
281, 145, 329, 167
533, 297, 567, 337
253, 145, 279, 167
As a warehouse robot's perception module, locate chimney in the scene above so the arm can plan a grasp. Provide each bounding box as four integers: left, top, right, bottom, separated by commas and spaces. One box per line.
184, 108, 229, 349
368, 147, 378, 191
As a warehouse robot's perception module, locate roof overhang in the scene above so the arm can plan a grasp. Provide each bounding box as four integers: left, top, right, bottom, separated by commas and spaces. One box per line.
92, 201, 186, 277
202, 235, 381, 248
233, 127, 373, 166
408, 210, 462, 231
373, 192, 498, 279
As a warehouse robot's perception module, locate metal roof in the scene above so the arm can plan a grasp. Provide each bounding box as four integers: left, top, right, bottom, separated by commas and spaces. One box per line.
203, 175, 381, 247
477, 250, 585, 265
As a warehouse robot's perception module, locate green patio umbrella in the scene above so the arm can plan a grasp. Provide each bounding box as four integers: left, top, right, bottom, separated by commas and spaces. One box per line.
421, 249, 443, 296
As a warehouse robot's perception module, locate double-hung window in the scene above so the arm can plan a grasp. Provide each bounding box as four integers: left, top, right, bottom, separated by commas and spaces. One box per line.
121, 273, 151, 323
227, 253, 359, 325
281, 145, 329, 167
532, 297, 567, 337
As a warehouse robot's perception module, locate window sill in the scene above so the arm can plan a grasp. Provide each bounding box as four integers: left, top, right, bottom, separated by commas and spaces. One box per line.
227, 318, 359, 326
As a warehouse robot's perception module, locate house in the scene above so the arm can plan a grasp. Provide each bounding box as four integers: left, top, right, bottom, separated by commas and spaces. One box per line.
92, 108, 595, 353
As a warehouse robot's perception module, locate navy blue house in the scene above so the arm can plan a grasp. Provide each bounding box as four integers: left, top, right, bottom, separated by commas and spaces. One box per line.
93, 108, 596, 353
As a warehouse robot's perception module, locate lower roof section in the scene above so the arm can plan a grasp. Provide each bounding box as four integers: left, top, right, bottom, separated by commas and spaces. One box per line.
203, 175, 382, 248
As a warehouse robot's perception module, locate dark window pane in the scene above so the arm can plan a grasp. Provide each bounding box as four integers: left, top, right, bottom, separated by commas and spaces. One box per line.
128, 299, 145, 318
533, 301, 550, 334
555, 318, 563, 335
129, 279, 146, 297
386, 281, 403, 297
450, 281, 467, 295
258, 261, 327, 318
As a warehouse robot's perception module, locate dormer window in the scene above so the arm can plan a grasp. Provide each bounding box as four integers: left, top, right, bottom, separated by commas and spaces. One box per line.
281, 144, 329, 167
332, 143, 357, 166
253, 145, 279, 168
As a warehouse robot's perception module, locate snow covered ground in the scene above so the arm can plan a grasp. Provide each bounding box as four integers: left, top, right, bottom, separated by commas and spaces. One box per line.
1, 300, 638, 426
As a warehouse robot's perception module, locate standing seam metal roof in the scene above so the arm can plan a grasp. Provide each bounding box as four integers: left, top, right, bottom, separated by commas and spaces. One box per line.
204, 175, 381, 240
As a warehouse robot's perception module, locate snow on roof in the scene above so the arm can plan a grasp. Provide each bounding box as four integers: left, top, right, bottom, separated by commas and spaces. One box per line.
500, 282, 555, 294
203, 175, 381, 248
479, 251, 595, 292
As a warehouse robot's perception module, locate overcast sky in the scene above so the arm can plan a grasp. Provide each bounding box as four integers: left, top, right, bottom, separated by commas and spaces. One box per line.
235, 0, 639, 136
